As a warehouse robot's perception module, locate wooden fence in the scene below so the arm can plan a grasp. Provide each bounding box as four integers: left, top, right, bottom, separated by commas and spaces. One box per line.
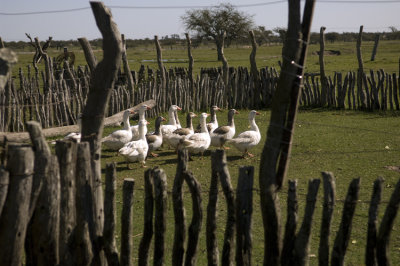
0, 124, 399, 265
1, 62, 399, 132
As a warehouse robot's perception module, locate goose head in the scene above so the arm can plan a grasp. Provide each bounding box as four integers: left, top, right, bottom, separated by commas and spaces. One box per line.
249, 110, 261, 120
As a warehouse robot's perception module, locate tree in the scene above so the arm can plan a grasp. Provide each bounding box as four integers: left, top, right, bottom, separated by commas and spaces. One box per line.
181, 3, 254, 61
253, 26, 274, 46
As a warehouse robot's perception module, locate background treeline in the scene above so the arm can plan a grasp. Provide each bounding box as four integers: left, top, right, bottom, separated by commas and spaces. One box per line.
4, 27, 400, 50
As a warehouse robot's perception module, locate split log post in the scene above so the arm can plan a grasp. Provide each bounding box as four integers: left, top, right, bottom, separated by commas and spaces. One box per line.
0, 48, 18, 93
55, 140, 78, 265
172, 149, 188, 265
0, 167, 9, 216
185, 33, 194, 105
0, 37, 4, 48
183, 169, 203, 265
0, 144, 34, 266
153, 167, 168, 266
221, 32, 230, 106
154, 35, 167, 111
392, 73, 399, 110
235, 166, 254, 266
249, 30, 261, 108
370, 34, 380, 61
138, 169, 154, 266
78, 37, 98, 73
80, 4, 123, 264
103, 163, 119, 266
365, 177, 383, 266
319, 26, 328, 106
281, 180, 298, 266
293, 179, 320, 266
259, 0, 315, 264
331, 178, 361, 265
34, 37, 53, 94
356, 26, 367, 109
318, 172, 336, 266
121, 34, 135, 105
376, 179, 400, 265
25, 121, 60, 266
120, 178, 135, 266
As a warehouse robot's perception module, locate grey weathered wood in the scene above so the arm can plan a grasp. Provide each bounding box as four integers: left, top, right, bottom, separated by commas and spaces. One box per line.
318, 172, 336, 266
370, 34, 380, 61
121, 34, 135, 105
365, 177, 383, 266
249, 30, 260, 108
138, 168, 154, 266
376, 178, 400, 266
74, 142, 94, 266
392, 73, 399, 110
154, 35, 167, 111
356, 26, 367, 109
235, 166, 254, 266
0, 167, 9, 216
207, 151, 220, 266
153, 167, 168, 266
104, 163, 120, 266
0, 48, 18, 92
185, 33, 194, 95
34, 37, 53, 93
172, 149, 188, 265
293, 179, 320, 266
120, 178, 135, 266
319, 26, 328, 106
0, 144, 34, 266
78, 37, 98, 73
183, 169, 203, 266
55, 140, 77, 265
281, 180, 298, 266
331, 178, 361, 266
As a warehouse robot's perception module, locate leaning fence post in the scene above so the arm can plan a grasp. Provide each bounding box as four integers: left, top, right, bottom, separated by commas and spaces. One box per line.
376, 179, 400, 265
331, 178, 361, 266
318, 172, 336, 266
0, 144, 34, 266
104, 163, 120, 266
153, 167, 168, 266
235, 166, 254, 266
0, 167, 9, 217
293, 179, 320, 266
172, 149, 188, 265
365, 177, 383, 266
120, 178, 135, 266
77, 37, 97, 73
183, 169, 203, 265
138, 169, 154, 266
281, 180, 298, 266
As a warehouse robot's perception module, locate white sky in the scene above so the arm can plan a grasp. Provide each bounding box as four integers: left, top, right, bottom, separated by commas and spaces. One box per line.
0, 0, 399, 42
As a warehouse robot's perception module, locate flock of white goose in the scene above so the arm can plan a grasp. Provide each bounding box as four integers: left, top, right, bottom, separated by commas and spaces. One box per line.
65, 104, 262, 169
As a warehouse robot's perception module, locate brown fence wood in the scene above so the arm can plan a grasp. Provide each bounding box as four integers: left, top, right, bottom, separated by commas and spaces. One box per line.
120, 178, 135, 266
281, 180, 298, 266
0, 167, 9, 216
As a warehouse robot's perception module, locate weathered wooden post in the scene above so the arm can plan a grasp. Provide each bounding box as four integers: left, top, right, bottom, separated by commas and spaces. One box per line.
331, 178, 361, 265
258, 0, 315, 264
370, 34, 380, 61
34, 37, 53, 94
319, 26, 328, 106
78, 37, 98, 73
121, 34, 135, 105
0, 144, 34, 266
120, 178, 135, 266
281, 180, 298, 266
0, 167, 9, 216
356, 25, 367, 109
249, 30, 261, 108
0, 48, 17, 93
80, 4, 123, 265
154, 35, 167, 111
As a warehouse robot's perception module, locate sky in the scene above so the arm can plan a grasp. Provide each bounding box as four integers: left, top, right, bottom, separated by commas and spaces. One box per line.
0, 0, 399, 42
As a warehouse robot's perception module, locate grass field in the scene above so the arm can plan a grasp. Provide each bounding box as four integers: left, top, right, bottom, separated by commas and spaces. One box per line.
8, 39, 400, 264
10, 39, 400, 78
98, 108, 400, 265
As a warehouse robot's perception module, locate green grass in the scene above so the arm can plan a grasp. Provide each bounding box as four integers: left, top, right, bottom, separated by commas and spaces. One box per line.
99, 108, 400, 265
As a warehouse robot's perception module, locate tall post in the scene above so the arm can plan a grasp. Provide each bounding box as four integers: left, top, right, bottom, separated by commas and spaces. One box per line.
154, 35, 166, 111
356, 25, 367, 109
319, 26, 327, 106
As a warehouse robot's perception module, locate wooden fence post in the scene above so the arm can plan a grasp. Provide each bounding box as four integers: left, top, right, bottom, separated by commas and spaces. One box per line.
183, 169, 203, 265
376, 179, 400, 265
365, 177, 383, 266
0, 48, 17, 93
138, 169, 154, 266
356, 26, 367, 109
235, 166, 254, 266
153, 167, 168, 266
0, 167, 9, 216
121, 34, 135, 105
172, 149, 188, 265
293, 179, 320, 266
249, 30, 261, 108
78, 37, 98, 73
185, 33, 194, 105
370, 34, 380, 61
331, 178, 361, 265
104, 163, 120, 266
318, 172, 336, 266
120, 178, 135, 266
154, 35, 167, 111
0, 144, 34, 266
319, 26, 328, 106
56, 140, 78, 265
281, 180, 298, 266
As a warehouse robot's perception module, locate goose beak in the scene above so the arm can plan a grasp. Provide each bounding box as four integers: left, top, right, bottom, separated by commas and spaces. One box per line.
206, 113, 210, 117
256, 112, 261, 115
217, 107, 222, 112
146, 106, 151, 110
235, 110, 240, 114
177, 106, 182, 111
161, 117, 167, 121
130, 110, 136, 115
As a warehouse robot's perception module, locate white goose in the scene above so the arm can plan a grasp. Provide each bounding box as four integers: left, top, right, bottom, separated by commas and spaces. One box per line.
119, 120, 149, 168
161, 105, 182, 146
146, 116, 166, 157
227, 110, 261, 158
168, 112, 197, 150
180, 112, 211, 159
131, 104, 151, 140
102, 109, 134, 150
64, 114, 82, 142
210, 109, 239, 149
195, 105, 221, 133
